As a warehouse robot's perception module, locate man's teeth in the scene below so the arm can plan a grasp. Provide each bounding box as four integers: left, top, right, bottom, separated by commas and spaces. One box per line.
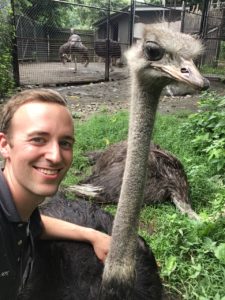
38, 168, 59, 175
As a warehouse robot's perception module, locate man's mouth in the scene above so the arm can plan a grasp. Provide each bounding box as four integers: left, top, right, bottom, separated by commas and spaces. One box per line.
35, 167, 60, 175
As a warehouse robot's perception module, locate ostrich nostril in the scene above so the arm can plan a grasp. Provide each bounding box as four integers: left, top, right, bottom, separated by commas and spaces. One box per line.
181, 68, 189, 73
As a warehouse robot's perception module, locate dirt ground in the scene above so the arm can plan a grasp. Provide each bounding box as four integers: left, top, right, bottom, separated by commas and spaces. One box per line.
54, 77, 225, 120
14, 61, 225, 119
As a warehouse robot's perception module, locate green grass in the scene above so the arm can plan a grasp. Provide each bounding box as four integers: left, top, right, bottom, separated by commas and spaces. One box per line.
64, 110, 129, 185
63, 105, 225, 299
200, 65, 225, 77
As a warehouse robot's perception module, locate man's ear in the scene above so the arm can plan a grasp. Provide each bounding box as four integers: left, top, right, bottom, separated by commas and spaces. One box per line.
0, 133, 11, 159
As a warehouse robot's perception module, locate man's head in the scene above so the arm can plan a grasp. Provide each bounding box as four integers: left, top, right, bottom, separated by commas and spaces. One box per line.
0, 88, 68, 136
0, 88, 74, 204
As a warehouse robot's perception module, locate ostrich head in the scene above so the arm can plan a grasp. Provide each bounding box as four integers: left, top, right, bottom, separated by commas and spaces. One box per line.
126, 23, 209, 93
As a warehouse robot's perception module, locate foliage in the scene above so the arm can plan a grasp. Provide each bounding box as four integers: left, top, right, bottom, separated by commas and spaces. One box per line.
219, 41, 225, 61
140, 207, 225, 299
64, 110, 128, 185
63, 99, 225, 298
200, 65, 225, 76
14, 0, 70, 27
0, 1, 15, 97
180, 92, 225, 176
0, 53, 15, 98
15, 0, 129, 29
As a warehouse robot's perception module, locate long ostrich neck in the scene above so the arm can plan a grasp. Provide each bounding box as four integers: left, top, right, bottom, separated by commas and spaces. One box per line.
101, 73, 164, 299
111, 78, 161, 253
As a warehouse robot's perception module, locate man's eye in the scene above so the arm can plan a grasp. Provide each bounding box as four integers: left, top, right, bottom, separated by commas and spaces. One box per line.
31, 137, 45, 144
60, 140, 73, 149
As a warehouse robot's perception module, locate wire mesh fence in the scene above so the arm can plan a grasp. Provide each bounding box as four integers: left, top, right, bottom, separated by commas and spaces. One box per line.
13, 0, 130, 86
182, 1, 225, 73
8, 0, 225, 87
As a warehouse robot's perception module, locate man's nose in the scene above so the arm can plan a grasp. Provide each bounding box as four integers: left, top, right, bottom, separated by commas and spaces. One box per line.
45, 143, 62, 163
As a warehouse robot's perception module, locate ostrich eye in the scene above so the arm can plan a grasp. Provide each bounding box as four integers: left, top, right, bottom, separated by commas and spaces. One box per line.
143, 41, 165, 61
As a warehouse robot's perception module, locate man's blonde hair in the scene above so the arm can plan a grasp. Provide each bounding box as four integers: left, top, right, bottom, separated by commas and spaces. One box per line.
0, 88, 68, 134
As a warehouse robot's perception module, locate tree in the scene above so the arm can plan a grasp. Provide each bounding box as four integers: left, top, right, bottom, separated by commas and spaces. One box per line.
0, 0, 14, 97
13, 0, 129, 29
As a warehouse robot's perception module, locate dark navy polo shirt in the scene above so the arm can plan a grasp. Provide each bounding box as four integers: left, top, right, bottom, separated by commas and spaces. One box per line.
0, 170, 43, 300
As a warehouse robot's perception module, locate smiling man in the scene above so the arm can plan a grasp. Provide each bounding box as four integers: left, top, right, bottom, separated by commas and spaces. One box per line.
0, 89, 110, 299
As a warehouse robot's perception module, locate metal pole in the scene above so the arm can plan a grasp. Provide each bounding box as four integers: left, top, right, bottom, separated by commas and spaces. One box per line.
129, 0, 135, 46
199, 0, 210, 66
180, 0, 186, 33
10, 0, 20, 87
199, 0, 210, 38
105, 0, 110, 81
162, 0, 166, 22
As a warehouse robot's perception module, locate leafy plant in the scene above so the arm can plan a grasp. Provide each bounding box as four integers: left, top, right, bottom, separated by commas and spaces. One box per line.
0, 2, 15, 97
15, 0, 129, 29
181, 92, 225, 176
200, 65, 225, 76
140, 206, 225, 299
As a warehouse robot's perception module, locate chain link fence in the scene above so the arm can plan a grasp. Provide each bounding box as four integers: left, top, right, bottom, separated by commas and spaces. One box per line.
12, 0, 130, 86
9, 0, 225, 87
182, 0, 225, 78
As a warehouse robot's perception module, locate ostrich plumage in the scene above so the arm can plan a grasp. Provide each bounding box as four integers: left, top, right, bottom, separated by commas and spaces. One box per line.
59, 33, 89, 72
94, 39, 121, 71
19, 23, 208, 300
17, 192, 162, 300
69, 141, 200, 220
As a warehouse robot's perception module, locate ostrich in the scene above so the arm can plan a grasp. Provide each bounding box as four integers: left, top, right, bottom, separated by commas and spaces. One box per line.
94, 39, 121, 71
98, 23, 209, 299
68, 141, 200, 220
59, 33, 89, 73
19, 23, 208, 300
18, 192, 162, 300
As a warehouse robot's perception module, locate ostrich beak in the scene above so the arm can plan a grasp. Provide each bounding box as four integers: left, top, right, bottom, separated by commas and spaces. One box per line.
156, 57, 210, 90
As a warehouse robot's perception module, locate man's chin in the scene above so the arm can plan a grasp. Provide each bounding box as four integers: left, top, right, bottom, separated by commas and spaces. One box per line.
37, 187, 59, 198
43, 190, 58, 197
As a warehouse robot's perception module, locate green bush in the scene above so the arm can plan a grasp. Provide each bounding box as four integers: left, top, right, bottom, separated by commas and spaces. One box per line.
0, 52, 14, 98
0, 2, 15, 97
181, 92, 225, 176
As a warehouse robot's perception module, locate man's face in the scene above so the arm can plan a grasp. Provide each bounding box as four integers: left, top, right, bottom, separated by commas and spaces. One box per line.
0, 102, 74, 202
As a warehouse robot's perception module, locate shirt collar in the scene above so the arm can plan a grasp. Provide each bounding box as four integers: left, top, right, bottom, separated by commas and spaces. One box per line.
0, 169, 22, 222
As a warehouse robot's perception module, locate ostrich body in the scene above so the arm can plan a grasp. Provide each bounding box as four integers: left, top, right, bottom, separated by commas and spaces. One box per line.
99, 24, 209, 299
68, 33, 82, 43
59, 34, 89, 72
17, 192, 162, 300
69, 141, 199, 220
94, 39, 121, 70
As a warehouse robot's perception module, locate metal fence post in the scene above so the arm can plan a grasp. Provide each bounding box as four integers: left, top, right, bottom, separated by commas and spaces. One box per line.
10, 0, 20, 87
199, 0, 210, 38
129, 0, 135, 46
105, 0, 110, 81
180, 1, 186, 33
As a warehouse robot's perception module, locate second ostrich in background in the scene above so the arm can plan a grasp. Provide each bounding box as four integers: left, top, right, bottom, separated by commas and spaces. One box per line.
94, 39, 121, 71
69, 141, 200, 220
59, 33, 89, 72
